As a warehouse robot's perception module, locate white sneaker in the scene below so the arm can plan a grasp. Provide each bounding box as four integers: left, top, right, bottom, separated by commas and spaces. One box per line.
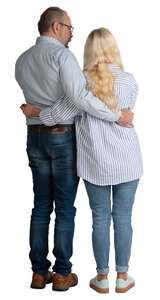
90, 275, 109, 293
115, 274, 135, 293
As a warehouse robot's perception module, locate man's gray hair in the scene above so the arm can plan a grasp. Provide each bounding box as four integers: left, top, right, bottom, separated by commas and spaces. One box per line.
38, 7, 66, 34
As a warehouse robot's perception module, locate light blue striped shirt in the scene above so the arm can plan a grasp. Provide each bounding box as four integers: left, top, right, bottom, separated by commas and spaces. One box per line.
40, 64, 143, 185
15, 36, 121, 125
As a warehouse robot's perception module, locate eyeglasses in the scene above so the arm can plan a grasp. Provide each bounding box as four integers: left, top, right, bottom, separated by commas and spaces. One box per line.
59, 22, 74, 33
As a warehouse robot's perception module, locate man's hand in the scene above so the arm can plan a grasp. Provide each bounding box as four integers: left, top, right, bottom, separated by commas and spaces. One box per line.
20, 104, 41, 117
117, 109, 134, 128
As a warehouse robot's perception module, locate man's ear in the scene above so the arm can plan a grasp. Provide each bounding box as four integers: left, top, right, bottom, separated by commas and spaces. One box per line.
51, 22, 60, 35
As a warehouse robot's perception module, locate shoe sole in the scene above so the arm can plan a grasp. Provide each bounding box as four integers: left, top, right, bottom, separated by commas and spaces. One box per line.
90, 283, 109, 294
115, 282, 135, 293
30, 284, 46, 289
52, 282, 78, 291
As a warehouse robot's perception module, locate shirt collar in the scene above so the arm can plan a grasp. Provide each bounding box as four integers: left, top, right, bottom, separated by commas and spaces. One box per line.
36, 36, 65, 48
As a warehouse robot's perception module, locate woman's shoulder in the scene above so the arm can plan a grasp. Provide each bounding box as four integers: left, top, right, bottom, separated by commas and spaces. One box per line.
110, 64, 138, 91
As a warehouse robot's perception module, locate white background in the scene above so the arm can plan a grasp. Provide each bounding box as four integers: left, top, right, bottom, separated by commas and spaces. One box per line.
1, 0, 160, 299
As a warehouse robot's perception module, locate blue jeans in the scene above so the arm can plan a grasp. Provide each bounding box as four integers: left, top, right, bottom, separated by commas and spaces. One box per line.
26, 126, 79, 275
84, 179, 139, 274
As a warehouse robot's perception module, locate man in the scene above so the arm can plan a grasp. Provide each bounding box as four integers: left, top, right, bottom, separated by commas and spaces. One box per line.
15, 7, 133, 292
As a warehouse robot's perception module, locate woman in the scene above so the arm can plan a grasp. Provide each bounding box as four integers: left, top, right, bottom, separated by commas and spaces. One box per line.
22, 28, 143, 293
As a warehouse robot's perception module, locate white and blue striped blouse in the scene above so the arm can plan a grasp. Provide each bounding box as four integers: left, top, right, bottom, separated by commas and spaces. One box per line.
40, 64, 143, 185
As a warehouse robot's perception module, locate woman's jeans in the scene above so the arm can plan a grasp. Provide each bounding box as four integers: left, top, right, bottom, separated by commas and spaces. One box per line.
84, 179, 139, 274
27, 126, 79, 275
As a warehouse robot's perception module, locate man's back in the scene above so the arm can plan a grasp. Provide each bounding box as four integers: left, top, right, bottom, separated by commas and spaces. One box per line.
15, 36, 74, 125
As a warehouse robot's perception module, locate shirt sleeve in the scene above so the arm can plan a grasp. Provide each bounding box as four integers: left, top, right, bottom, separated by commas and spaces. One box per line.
58, 49, 121, 122
125, 73, 139, 109
40, 95, 81, 126
130, 75, 139, 108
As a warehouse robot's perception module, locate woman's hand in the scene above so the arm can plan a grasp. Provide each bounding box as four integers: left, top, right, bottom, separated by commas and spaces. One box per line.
20, 104, 41, 117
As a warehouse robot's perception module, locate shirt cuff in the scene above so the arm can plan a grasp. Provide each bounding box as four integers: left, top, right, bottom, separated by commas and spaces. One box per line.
109, 111, 121, 122
115, 110, 122, 122
39, 107, 56, 126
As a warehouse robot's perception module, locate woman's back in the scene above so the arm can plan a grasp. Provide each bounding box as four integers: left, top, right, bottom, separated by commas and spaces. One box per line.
76, 64, 143, 185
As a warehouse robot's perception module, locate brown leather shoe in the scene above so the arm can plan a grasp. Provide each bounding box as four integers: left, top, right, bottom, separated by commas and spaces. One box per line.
31, 271, 53, 289
52, 273, 78, 291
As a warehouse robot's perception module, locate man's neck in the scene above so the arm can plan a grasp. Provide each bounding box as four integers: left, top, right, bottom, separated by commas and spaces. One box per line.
41, 33, 59, 42
40, 33, 66, 47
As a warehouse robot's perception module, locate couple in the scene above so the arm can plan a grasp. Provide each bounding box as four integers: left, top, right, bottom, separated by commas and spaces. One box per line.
15, 6, 143, 294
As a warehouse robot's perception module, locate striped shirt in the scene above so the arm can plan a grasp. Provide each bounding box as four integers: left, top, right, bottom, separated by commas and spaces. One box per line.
40, 64, 143, 185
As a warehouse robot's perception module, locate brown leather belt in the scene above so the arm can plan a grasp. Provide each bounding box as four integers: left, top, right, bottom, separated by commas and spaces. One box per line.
28, 124, 75, 134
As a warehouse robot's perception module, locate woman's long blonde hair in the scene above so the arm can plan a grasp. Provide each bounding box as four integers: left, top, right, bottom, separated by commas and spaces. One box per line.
83, 28, 124, 113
